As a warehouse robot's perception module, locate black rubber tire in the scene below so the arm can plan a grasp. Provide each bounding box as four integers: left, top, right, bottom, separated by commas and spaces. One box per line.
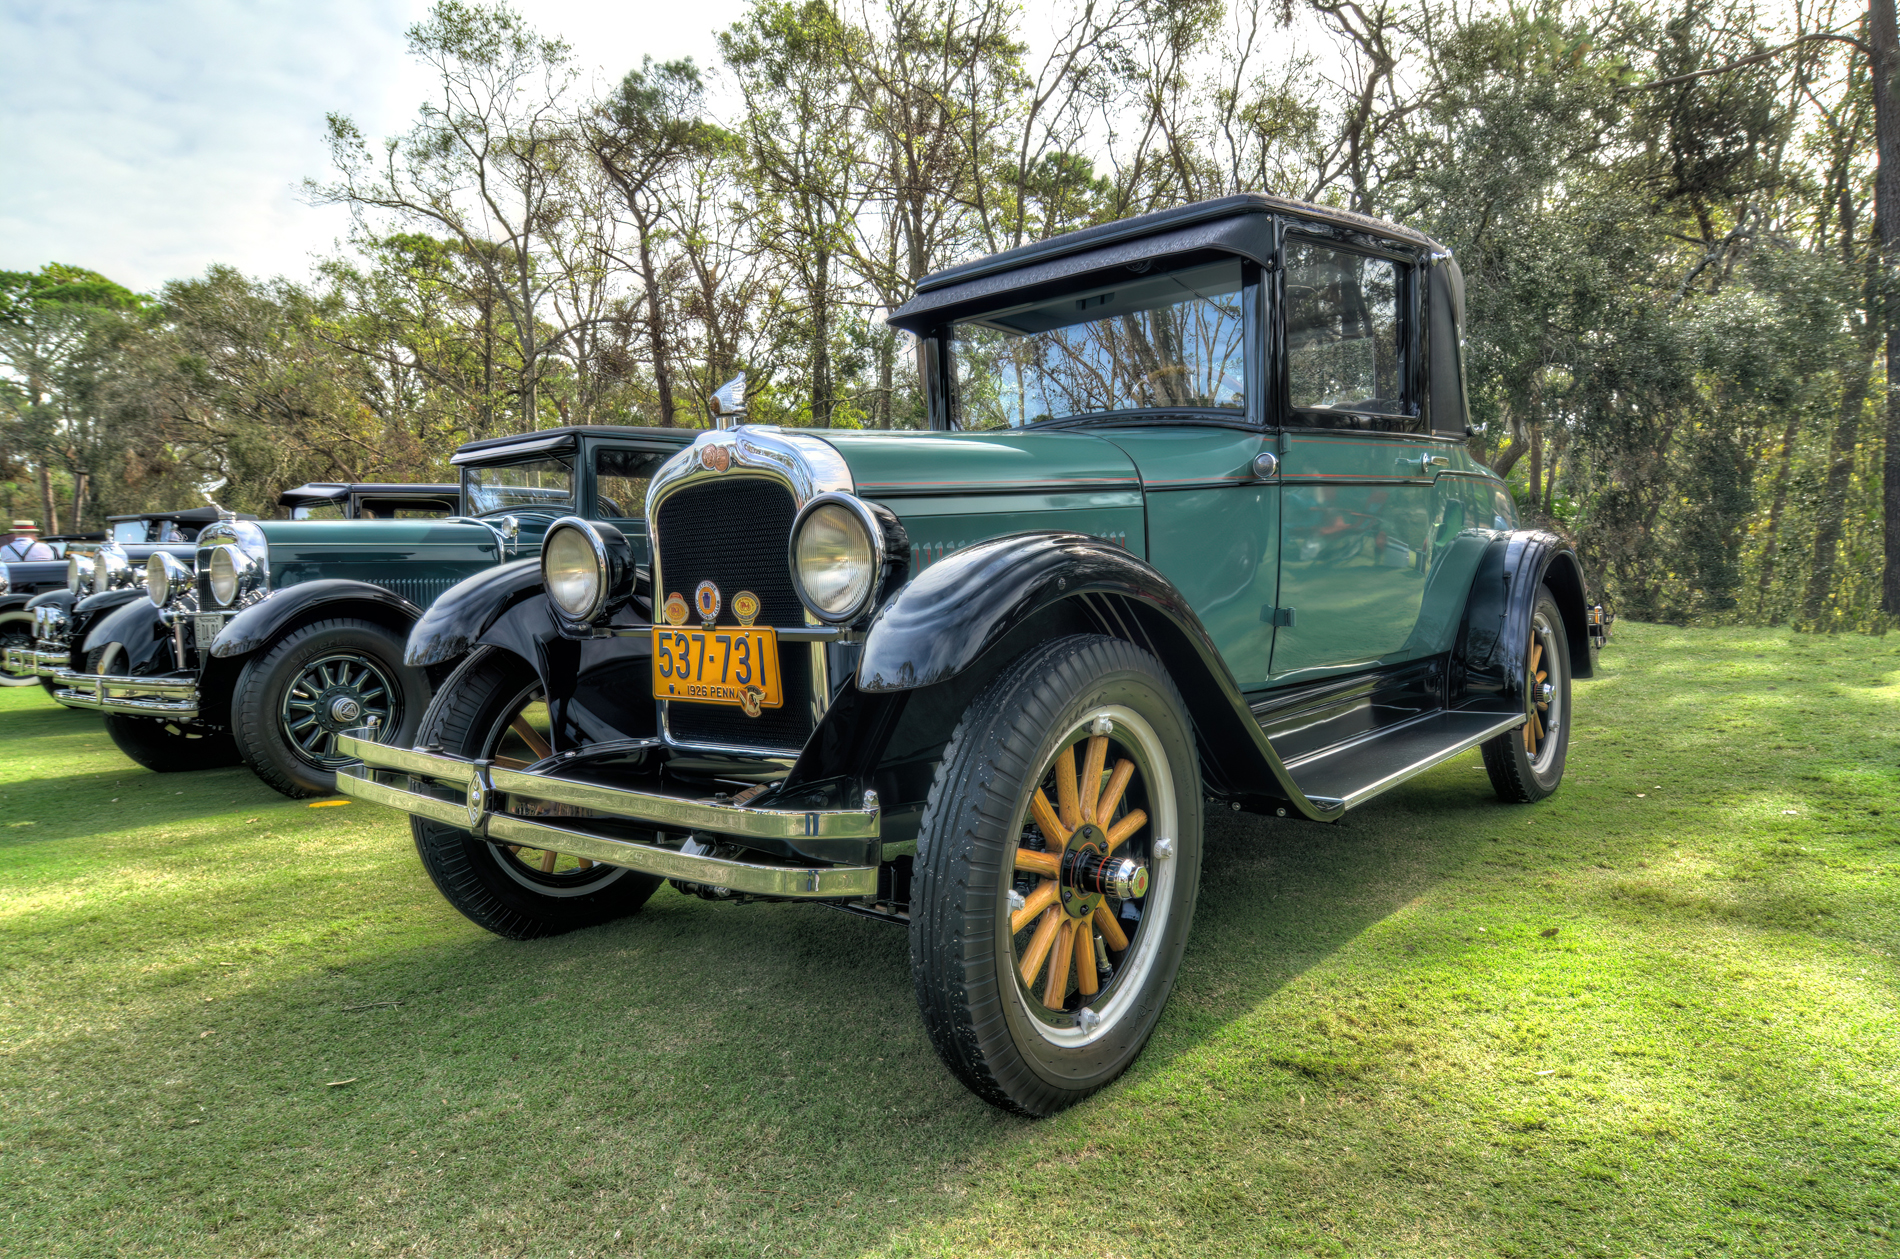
909, 634, 1204, 1116
231, 618, 430, 799
409, 646, 662, 940
1481, 586, 1572, 803
102, 713, 245, 772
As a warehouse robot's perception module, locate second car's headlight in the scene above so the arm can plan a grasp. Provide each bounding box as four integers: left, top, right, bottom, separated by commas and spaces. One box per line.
207, 547, 257, 606
791, 495, 879, 623
147, 552, 192, 608
542, 517, 633, 627
67, 554, 95, 597
97, 544, 136, 591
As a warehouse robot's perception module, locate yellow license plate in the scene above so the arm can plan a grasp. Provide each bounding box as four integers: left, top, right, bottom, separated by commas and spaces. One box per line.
651, 626, 782, 710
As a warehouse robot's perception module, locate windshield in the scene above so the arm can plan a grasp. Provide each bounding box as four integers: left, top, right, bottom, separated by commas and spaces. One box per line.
952, 258, 1248, 428
110, 521, 149, 543
464, 458, 573, 515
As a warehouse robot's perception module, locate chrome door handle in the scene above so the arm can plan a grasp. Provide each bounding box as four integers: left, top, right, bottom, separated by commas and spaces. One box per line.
1252, 451, 1280, 478
1402, 454, 1449, 473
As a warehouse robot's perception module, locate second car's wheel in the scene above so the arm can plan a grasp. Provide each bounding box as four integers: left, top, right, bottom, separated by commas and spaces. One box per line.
0, 610, 39, 688
88, 646, 244, 771
910, 634, 1204, 1116
1481, 586, 1572, 803
231, 618, 429, 799
409, 647, 662, 939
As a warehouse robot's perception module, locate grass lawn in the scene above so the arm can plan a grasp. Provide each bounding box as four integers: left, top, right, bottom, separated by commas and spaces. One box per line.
2, 621, 1896, 1257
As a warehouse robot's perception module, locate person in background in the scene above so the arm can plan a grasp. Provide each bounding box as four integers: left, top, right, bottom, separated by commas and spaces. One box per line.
0, 521, 55, 561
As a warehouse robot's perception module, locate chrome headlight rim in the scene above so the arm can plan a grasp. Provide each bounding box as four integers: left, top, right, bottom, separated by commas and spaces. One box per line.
788, 492, 887, 626
207, 546, 261, 608
66, 554, 95, 597
97, 544, 136, 591
147, 552, 193, 608
541, 516, 633, 629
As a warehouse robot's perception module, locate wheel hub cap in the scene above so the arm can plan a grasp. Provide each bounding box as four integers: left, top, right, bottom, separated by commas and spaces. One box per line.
329, 696, 362, 724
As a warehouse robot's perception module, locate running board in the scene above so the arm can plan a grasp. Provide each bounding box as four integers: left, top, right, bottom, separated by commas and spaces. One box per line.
1283, 710, 1523, 812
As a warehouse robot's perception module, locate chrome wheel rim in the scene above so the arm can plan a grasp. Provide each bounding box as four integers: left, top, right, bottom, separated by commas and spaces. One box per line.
280, 651, 396, 769
1002, 704, 1177, 1049
1524, 610, 1563, 772
481, 683, 626, 896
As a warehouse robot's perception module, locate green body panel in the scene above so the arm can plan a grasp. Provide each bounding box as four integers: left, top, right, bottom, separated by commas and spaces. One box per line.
827, 430, 1145, 568
253, 511, 567, 610
1271, 432, 1512, 684
1095, 427, 1282, 686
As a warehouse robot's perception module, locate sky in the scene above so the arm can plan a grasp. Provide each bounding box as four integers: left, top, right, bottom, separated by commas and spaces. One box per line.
0, 0, 752, 293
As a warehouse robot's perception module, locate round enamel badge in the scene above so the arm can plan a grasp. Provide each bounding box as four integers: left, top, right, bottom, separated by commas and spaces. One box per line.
663, 592, 688, 626
694, 581, 722, 625
731, 591, 759, 626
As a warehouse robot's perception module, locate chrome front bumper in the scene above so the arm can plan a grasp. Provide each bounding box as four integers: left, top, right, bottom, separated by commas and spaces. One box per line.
335, 731, 881, 899
51, 669, 199, 718
3, 645, 65, 678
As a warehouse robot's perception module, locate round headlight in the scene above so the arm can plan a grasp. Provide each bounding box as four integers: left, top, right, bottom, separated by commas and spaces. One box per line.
544, 525, 602, 620
98, 545, 134, 591
540, 517, 633, 627
791, 496, 880, 623
66, 554, 95, 597
208, 547, 242, 606
147, 552, 192, 608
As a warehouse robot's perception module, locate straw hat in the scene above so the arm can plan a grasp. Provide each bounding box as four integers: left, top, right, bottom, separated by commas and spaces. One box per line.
9, 520, 38, 533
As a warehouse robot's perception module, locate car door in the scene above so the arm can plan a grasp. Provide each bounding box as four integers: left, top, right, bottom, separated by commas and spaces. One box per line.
1270, 236, 1436, 682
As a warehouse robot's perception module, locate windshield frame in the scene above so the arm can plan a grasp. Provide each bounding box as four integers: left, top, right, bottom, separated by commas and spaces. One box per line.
459, 455, 577, 518
937, 251, 1265, 432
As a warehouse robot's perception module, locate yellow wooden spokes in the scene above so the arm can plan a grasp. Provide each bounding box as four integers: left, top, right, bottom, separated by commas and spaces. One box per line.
1030, 789, 1070, 848
1020, 908, 1063, 985
1096, 758, 1135, 828
1524, 631, 1546, 754
1079, 735, 1109, 821
1044, 919, 1077, 1008
1055, 744, 1082, 829
1074, 921, 1099, 997
1012, 879, 1059, 933
512, 715, 553, 760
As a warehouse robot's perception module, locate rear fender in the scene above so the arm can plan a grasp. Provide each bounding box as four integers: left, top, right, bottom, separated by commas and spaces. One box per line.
852, 532, 1340, 821
1454, 531, 1595, 711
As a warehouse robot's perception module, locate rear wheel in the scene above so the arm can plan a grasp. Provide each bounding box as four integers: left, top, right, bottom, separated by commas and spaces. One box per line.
231, 618, 428, 798
1481, 588, 1571, 803
410, 647, 662, 940
910, 634, 1203, 1116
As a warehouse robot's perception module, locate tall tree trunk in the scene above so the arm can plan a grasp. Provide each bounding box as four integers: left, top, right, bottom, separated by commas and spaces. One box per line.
1754, 408, 1803, 619
634, 208, 677, 427
1876, 0, 1900, 614
811, 241, 832, 428
36, 462, 57, 534
1804, 351, 1874, 624
1527, 424, 1542, 513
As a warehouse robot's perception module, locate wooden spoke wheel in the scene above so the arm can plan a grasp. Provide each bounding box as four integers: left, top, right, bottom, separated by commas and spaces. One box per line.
1008, 715, 1165, 1029
911, 634, 1202, 1116
408, 646, 660, 939
1481, 588, 1572, 803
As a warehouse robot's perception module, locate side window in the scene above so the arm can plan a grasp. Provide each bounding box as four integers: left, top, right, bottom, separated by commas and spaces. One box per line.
292, 503, 346, 521
595, 448, 663, 519
1285, 241, 1407, 417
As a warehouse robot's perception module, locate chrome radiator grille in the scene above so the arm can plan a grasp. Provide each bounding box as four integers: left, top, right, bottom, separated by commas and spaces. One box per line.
654, 478, 814, 751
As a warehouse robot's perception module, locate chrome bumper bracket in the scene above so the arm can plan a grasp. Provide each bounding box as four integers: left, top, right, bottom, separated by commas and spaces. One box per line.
51, 668, 200, 718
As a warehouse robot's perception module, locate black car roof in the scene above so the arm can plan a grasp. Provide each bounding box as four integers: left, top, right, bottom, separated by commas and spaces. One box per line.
890, 193, 1444, 332
450, 425, 698, 467
277, 483, 460, 506
105, 506, 258, 524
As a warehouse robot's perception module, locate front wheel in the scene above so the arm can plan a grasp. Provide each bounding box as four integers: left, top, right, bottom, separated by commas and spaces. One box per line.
409, 647, 662, 940
1481, 587, 1572, 803
231, 618, 430, 798
910, 634, 1204, 1116
0, 610, 40, 688
89, 646, 243, 770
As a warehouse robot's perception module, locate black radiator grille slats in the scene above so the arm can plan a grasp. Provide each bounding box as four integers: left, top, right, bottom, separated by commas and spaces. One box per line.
654, 478, 814, 750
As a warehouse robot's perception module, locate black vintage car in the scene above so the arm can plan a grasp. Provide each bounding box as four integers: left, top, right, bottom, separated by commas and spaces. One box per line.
0, 509, 258, 693
277, 482, 462, 520
339, 194, 1609, 1115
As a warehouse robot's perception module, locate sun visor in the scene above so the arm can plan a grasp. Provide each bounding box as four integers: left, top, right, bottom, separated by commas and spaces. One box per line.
888, 216, 1274, 334
450, 431, 578, 466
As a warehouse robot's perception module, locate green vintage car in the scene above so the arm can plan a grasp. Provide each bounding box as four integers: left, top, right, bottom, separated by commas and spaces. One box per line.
338, 194, 1610, 1115
59, 428, 691, 796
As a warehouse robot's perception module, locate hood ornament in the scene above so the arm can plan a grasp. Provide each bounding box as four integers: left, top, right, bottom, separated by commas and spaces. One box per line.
709, 374, 746, 430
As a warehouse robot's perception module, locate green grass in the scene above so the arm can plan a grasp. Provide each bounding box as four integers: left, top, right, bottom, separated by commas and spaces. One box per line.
2, 621, 1896, 1257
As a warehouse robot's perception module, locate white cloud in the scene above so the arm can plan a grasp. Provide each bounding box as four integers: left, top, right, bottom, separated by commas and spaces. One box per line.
0, 0, 748, 292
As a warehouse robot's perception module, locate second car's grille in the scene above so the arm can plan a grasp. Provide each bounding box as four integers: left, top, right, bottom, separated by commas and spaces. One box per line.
654, 477, 814, 751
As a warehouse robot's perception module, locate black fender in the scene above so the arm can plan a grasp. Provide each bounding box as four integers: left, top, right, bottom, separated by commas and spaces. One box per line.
82, 597, 177, 675
469, 589, 659, 751
73, 587, 146, 625
852, 532, 1338, 821
211, 580, 424, 658
23, 589, 71, 615
0, 593, 35, 617
405, 559, 544, 667
1453, 531, 1594, 711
